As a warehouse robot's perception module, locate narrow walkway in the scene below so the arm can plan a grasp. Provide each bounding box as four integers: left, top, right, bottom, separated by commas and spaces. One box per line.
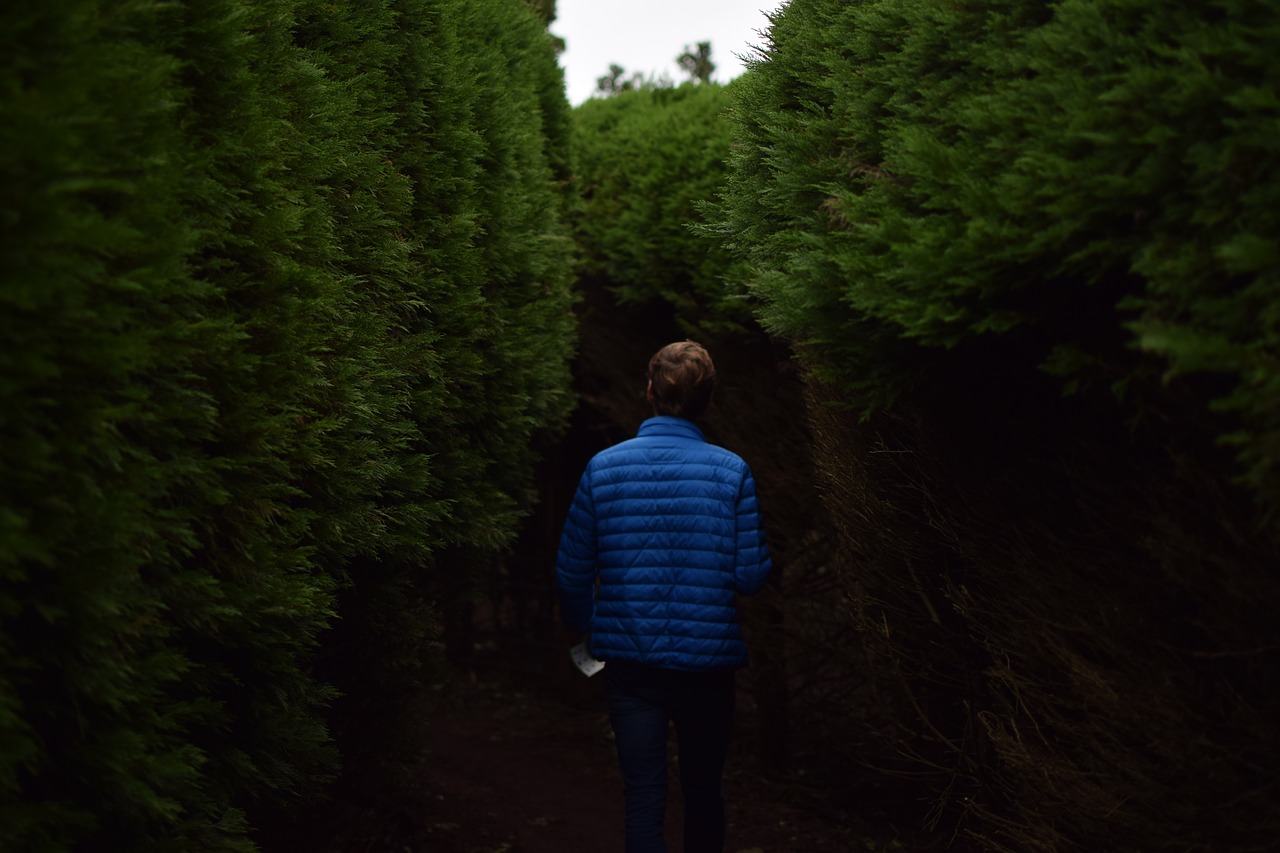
418, 681, 620, 851
406, 678, 888, 852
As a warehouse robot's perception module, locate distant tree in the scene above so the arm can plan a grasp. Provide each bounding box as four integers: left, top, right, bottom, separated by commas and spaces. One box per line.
594, 63, 672, 97
677, 41, 715, 83
595, 63, 633, 95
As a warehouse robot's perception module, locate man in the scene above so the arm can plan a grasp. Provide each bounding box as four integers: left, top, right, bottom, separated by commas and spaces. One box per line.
555, 340, 773, 853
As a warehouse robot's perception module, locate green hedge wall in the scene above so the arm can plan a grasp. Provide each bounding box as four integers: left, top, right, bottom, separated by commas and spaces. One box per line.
711, 1, 1280, 849
0, 1, 574, 849
715, 0, 1280, 512
571, 83, 753, 332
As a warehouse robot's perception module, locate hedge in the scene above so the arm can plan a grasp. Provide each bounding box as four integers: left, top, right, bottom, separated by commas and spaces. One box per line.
712, 0, 1280, 849
571, 82, 753, 333
0, 0, 574, 849
715, 0, 1280, 513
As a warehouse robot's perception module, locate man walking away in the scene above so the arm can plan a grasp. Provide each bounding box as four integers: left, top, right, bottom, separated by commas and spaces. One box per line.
555, 340, 773, 853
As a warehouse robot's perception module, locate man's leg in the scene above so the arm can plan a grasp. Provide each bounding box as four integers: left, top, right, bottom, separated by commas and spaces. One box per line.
606, 678, 671, 853
672, 671, 735, 853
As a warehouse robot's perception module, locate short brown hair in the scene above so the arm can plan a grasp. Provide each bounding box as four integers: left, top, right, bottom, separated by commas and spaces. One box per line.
647, 341, 715, 420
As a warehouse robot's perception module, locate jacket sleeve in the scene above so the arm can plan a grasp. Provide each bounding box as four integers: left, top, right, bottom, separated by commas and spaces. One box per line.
555, 465, 599, 633
734, 464, 772, 595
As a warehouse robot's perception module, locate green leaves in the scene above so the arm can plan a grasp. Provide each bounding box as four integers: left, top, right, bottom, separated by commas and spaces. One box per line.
714, 0, 1280, 510
0, 0, 574, 848
572, 83, 754, 334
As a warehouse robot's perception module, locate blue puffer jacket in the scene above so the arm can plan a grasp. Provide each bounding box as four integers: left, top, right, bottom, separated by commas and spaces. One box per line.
555, 416, 772, 671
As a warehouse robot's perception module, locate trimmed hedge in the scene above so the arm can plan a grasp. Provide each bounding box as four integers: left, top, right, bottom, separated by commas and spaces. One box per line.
571, 83, 753, 332
711, 1, 1280, 850
716, 0, 1280, 513
0, 0, 574, 849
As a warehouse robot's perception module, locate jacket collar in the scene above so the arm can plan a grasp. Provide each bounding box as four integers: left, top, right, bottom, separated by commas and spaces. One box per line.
637, 416, 706, 441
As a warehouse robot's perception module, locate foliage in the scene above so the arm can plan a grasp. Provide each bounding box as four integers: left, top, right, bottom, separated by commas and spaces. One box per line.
594, 63, 673, 97
592, 40, 718, 95
709, 0, 1280, 850
572, 82, 752, 333
677, 41, 716, 84
713, 0, 1280, 513
0, 0, 574, 849
524, 0, 557, 26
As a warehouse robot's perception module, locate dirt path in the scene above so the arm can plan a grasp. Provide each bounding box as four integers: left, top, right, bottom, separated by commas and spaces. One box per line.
416, 681, 620, 851
396, 677, 905, 853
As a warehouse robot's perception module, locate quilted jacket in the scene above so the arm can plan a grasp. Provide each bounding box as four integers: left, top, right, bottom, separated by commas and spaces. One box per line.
555, 416, 772, 671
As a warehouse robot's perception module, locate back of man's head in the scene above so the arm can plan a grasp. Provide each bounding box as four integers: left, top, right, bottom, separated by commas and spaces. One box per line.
647, 341, 715, 421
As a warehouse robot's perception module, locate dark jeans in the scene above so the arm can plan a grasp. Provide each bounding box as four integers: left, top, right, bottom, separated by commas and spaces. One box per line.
603, 662, 736, 853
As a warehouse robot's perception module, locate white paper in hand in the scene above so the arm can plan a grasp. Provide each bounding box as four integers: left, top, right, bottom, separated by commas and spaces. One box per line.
570, 643, 605, 677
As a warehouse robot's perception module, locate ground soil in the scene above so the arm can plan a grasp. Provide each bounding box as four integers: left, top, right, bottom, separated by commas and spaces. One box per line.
326, 671, 923, 853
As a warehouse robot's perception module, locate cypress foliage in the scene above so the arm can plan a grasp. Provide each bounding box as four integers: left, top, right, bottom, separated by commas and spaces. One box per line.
715, 0, 1280, 512
0, 0, 575, 848
711, 0, 1280, 849
0, 3, 280, 847
572, 83, 752, 332
307, 0, 577, 804
434, 0, 576, 547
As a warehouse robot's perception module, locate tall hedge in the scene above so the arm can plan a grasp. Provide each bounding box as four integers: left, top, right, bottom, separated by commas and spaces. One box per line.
712, 0, 1280, 850
571, 83, 753, 332
0, 0, 574, 849
716, 0, 1280, 513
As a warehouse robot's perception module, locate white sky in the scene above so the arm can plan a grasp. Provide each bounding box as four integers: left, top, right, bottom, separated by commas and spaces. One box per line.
551, 0, 780, 106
